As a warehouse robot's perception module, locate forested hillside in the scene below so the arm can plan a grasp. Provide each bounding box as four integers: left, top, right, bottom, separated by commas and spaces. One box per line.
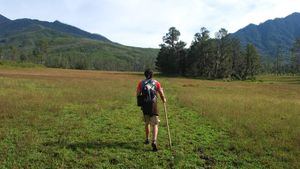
232, 12, 300, 58
0, 15, 158, 71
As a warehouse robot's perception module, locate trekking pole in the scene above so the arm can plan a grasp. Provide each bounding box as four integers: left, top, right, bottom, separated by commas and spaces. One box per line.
163, 102, 172, 150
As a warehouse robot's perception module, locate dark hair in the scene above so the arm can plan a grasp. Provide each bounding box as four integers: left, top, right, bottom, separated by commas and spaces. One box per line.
144, 69, 153, 79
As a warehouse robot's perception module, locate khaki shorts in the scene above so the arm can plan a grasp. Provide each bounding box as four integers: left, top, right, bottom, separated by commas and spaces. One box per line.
144, 115, 160, 125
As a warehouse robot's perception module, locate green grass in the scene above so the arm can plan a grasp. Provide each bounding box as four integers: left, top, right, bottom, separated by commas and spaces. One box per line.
0, 67, 299, 168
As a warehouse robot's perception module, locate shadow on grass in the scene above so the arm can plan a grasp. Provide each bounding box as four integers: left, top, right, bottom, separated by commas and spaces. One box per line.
43, 140, 141, 151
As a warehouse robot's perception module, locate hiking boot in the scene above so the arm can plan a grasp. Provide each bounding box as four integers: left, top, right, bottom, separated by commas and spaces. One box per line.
144, 139, 150, 145
152, 142, 158, 152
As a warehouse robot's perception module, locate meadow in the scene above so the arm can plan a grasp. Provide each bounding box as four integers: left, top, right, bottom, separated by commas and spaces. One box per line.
0, 66, 299, 168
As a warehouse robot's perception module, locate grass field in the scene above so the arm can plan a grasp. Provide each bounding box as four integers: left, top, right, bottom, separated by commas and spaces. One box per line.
0, 67, 299, 168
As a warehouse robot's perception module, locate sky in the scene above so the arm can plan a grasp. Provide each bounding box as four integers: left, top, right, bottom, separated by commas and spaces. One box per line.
0, 0, 299, 48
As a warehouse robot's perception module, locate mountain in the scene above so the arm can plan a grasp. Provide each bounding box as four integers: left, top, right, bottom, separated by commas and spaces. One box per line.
0, 15, 158, 71
0, 14, 11, 24
0, 18, 111, 42
232, 12, 300, 58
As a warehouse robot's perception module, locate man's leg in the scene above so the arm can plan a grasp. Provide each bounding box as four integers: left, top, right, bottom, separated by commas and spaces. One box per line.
145, 123, 150, 144
151, 124, 158, 151
144, 115, 151, 144
152, 124, 158, 143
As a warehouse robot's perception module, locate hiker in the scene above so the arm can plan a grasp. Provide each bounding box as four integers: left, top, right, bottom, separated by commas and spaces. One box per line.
136, 69, 166, 151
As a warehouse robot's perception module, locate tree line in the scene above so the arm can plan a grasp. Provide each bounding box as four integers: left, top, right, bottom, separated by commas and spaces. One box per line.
0, 39, 156, 71
156, 27, 300, 79
263, 39, 300, 75
290, 39, 300, 74
0, 27, 299, 75
156, 27, 260, 80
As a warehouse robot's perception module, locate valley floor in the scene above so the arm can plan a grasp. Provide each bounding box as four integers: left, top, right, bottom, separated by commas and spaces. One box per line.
0, 67, 299, 168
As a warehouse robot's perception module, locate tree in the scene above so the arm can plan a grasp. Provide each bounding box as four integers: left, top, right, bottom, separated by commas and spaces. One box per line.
9, 46, 19, 61
156, 27, 186, 75
187, 27, 214, 77
245, 44, 260, 79
19, 52, 27, 62
175, 41, 187, 75
214, 28, 232, 78
163, 27, 181, 48
33, 39, 49, 64
290, 39, 300, 74
231, 38, 245, 80
274, 45, 285, 75
32, 48, 42, 64
0, 47, 2, 60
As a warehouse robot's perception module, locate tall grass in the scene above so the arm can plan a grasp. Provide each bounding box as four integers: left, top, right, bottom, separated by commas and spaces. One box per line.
172, 77, 300, 168
0, 67, 299, 168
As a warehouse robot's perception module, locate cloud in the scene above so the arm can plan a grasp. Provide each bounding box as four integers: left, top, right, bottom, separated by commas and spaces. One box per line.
0, 0, 299, 47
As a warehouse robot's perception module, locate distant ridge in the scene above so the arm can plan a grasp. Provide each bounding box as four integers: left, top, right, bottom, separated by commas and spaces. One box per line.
0, 14, 11, 24
0, 14, 158, 71
0, 16, 111, 42
232, 12, 300, 57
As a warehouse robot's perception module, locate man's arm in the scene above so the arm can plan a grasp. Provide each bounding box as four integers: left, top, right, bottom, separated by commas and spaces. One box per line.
158, 88, 166, 103
156, 81, 166, 103
136, 89, 141, 96
136, 81, 142, 96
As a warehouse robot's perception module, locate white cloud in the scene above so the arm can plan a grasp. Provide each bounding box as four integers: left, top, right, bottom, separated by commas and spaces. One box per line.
0, 0, 299, 47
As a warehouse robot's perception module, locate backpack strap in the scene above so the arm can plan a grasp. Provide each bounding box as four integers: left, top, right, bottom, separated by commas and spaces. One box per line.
142, 79, 157, 91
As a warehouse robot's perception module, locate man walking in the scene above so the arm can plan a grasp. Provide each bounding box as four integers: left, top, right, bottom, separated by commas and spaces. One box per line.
136, 69, 166, 151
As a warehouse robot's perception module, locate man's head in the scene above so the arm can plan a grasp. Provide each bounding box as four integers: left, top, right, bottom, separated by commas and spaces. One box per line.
144, 69, 153, 79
